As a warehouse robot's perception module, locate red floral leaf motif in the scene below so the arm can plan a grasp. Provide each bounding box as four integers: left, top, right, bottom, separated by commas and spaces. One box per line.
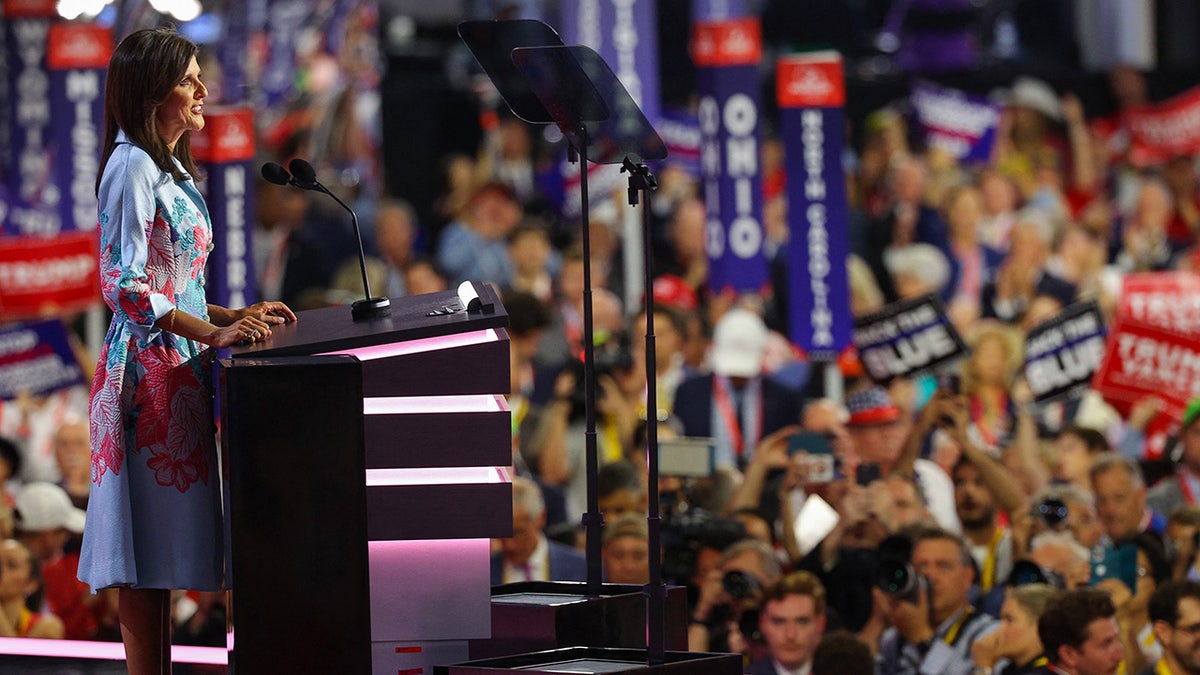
146, 362, 213, 493
190, 223, 210, 278
117, 295, 146, 322
133, 405, 166, 454
147, 447, 201, 494
89, 359, 126, 484
161, 279, 177, 305
131, 345, 184, 455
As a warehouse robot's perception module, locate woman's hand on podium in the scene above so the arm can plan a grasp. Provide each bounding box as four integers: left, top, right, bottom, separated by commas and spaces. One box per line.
209, 317, 273, 348
217, 301, 296, 346
238, 301, 297, 326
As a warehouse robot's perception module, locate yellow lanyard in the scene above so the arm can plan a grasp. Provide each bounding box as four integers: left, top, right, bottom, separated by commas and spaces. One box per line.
1157, 660, 1176, 675
944, 607, 974, 645
981, 526, 1005, 592
601, 418, 622, 464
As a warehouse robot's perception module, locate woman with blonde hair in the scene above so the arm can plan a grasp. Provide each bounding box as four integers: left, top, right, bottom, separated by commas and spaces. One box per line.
972, 583, 1056, 674
961, 321, 1024, 451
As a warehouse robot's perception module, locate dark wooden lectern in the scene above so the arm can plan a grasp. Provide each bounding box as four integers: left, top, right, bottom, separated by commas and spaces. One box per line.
220, 284, 512, 674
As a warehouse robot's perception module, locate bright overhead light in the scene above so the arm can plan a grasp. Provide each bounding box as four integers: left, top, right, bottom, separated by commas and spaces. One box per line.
57, 0, 108, 20
147, 0, 202, 22
171, 0, 202, 22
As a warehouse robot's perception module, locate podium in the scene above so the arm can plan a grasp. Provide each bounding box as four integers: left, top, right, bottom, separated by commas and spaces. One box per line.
220, 283, 513, 674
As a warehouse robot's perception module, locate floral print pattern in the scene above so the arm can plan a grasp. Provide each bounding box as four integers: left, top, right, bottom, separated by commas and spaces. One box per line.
92, 197, 212, 493
80, 132, 225, 592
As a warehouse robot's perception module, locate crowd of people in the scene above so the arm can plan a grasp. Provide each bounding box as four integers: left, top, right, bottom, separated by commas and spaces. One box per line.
471, 62, 1200, 675
4, 18, 1200, 675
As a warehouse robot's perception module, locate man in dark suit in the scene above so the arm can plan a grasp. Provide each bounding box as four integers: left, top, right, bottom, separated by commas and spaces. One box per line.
860, 157, 960, 304
672, 308, 802, 470
744, 572, 827, 675
491, 476, 585, 585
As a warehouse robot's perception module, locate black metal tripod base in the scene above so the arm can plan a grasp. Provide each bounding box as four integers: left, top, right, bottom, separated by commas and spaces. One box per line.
351, 296, 391, 321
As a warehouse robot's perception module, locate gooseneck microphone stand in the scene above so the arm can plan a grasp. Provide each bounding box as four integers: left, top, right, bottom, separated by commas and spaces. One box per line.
262, 160, 390, 321
287, 159, 390, 321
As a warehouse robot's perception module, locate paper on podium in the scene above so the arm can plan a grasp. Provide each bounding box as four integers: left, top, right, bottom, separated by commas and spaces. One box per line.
793, 494, 840, 558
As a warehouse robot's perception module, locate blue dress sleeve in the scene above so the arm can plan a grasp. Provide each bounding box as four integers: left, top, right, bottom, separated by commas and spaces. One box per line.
97, 148, 175, 342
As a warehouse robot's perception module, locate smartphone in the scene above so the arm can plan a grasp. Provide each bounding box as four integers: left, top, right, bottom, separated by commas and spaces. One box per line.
938, 372, 961, 395
855, 463, 882, 486
789, 432, 835, 482
1090, 543, 1138, 592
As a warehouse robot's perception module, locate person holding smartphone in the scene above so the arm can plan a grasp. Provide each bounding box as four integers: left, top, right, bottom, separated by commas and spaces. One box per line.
846, 386, 961, 533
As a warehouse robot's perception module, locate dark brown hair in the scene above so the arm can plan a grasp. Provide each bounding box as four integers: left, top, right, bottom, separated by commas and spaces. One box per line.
812, 631, 872, 675
1037, 589, 1115, 664
96, 28, 201, 195
1058, 424, 1111, 454
1149, 579, 1200, 627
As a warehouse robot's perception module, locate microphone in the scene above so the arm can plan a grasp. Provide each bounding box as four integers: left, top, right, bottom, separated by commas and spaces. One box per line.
288, 158, 319, 188
260, 159, 391, 321
261, 162, 293, 187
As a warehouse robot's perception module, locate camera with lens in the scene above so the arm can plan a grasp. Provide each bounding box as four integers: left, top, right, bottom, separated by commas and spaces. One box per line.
875, 535, 927, 605
660, 508, 746, 585
568, 330, 633, 406
722, 569, 762, 600
1037, 498, 1069, 528
1007, 559, 1065, 589
737, 605, 762, 644
703, 570, 765, 653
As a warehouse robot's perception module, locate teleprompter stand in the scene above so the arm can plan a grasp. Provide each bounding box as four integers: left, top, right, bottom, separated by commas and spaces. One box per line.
450, 21, 739, 675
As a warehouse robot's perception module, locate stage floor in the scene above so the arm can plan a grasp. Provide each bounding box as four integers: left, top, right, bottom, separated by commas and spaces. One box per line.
0, 637, 227, 674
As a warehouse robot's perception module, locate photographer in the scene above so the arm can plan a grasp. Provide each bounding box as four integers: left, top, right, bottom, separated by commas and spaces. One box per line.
1030, 485, 1104, 550
688, 539, 782, 652
797, 472, 928, 638
875, 527, 999, 675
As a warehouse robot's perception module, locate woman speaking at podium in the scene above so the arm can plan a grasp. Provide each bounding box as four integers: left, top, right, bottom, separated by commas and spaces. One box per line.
79, 28, 295, 674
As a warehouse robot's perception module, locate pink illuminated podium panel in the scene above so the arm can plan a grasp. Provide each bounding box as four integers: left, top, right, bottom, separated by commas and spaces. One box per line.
221, 283, 512, 674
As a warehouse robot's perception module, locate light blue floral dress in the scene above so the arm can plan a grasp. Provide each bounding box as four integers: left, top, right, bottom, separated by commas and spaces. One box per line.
79, 131, 224, 591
